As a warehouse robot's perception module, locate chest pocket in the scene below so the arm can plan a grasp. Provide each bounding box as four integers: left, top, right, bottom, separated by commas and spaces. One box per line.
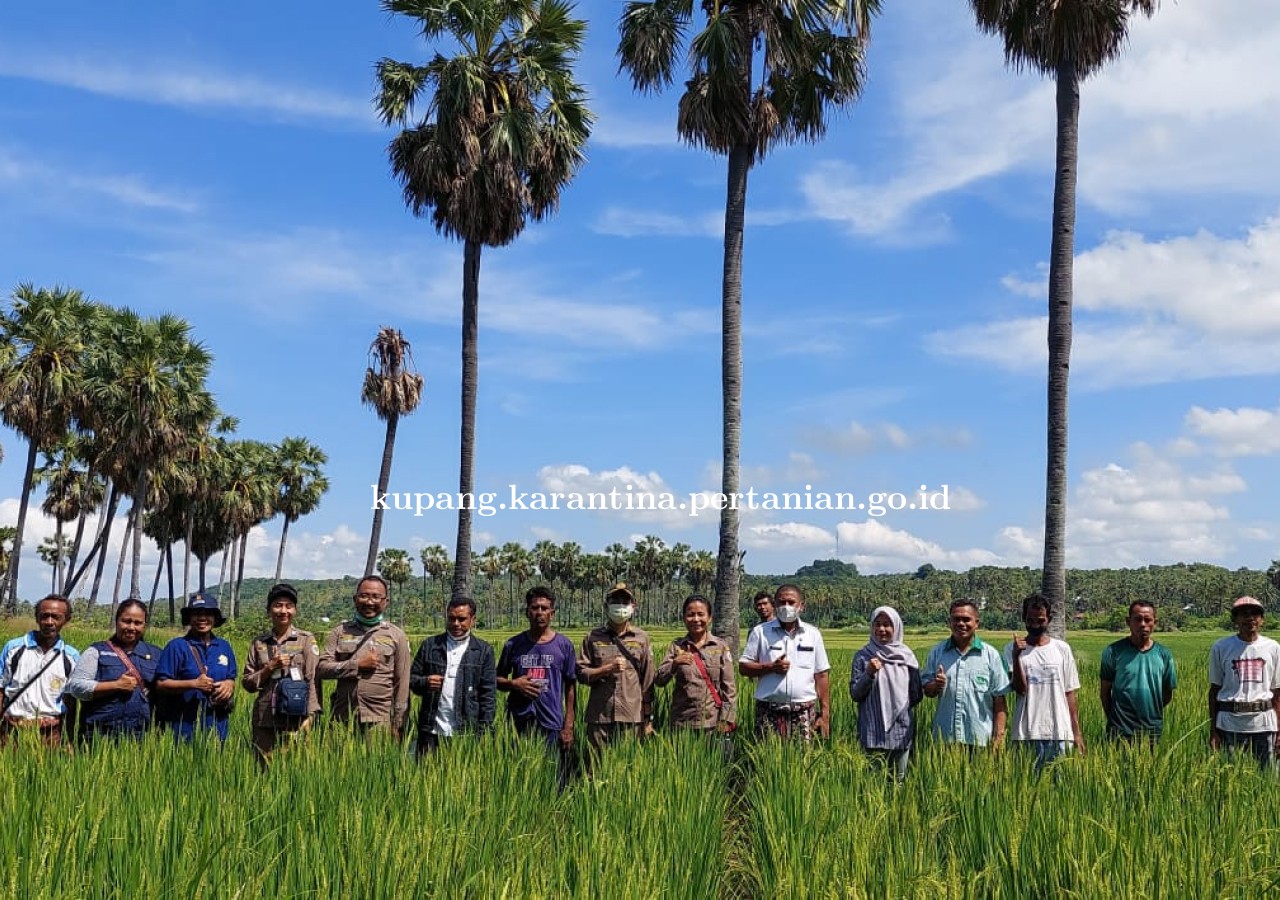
793, 645, 816, 669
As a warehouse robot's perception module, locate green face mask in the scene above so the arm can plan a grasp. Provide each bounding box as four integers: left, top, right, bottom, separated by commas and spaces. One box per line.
354, 612, 384, 626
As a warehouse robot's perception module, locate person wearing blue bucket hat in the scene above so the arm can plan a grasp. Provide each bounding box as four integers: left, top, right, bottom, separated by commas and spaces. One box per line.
154, 592, 239, 742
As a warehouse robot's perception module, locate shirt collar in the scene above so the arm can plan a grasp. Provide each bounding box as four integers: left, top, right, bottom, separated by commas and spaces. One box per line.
944, 635, 984, 653
24, 632, 65, 652
767, 619, 806, 638
446, 632, 471, 649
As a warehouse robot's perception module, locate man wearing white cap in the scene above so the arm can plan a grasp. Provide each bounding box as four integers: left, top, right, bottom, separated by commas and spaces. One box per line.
1209, 595, 1280, 768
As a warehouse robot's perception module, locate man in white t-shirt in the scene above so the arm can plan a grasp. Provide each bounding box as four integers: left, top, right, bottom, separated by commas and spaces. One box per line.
1003, 593, 1085, 772
1208, 595, 1280, 768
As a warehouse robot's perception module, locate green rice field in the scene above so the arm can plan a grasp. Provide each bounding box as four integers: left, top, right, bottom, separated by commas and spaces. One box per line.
4, 625, 1280, 898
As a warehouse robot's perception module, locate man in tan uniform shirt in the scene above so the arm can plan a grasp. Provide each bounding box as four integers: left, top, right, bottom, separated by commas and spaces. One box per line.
317, 575, 411, 738
577, 584, 655, 752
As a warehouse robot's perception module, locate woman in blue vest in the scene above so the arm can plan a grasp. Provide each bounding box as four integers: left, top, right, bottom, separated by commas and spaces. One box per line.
64, 598, 162, 742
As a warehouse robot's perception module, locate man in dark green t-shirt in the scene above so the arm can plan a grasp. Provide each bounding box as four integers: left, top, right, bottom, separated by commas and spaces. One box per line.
1100, 601, 1177, 740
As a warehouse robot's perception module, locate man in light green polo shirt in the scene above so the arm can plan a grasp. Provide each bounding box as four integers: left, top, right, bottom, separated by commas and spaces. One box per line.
1100, 600, 1176, 741
922, 599, 1009, 748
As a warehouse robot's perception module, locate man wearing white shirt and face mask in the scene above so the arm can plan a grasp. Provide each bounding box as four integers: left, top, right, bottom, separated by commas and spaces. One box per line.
739, 584, 831, 741
409, 598, 496, 756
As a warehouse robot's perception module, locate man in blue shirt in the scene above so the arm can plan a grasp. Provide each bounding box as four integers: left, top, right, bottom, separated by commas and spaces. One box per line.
155, 593, 238, 742
922, 598, 1009, 748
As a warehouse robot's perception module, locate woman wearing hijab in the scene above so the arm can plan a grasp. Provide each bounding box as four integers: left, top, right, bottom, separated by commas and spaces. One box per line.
850, 606, 922, 782
65, 598, 161, 742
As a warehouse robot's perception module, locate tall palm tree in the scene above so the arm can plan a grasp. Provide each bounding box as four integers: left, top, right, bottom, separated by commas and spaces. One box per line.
0, 284, 98, 611
376, 0, 593, 603
84, 309, 216, 603
618, 0, 876, 652
361, 327, 424, 577
971, 0, 1157, 638
420, 543, 452, 619
377, 547, 414, 622
219, 439, 277, 617
271, 436, 330, 581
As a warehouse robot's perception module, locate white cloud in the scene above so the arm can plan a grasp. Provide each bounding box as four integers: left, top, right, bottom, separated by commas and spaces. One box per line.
535, 464, 702, 530
926, 215, 1280, 387
1186, 402, 1280, 457
0, 145, 198, 213
592, 207, 722, 238
835, 520, 1000, 573
945, 486, 985, 512
136, 226, 716, 356
804, 420, 972, 456
0, 49, 370, 127
996, 443, 1250, 569
806, 1, 1280, 239
743, 522, 834, 551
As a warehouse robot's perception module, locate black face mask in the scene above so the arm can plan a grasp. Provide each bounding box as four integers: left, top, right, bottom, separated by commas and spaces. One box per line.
1026, 625, 1048, 640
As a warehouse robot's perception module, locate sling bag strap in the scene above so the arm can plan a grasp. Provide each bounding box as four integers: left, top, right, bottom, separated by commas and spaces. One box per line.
186, 641, 209, 677
3, 648, 65, 714
106, 642, 149, 699
607, 631, 645, 673
682, 639, 723, 710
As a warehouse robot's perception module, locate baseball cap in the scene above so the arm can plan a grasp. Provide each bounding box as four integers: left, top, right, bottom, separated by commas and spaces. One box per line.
1232, 595, 1265, 614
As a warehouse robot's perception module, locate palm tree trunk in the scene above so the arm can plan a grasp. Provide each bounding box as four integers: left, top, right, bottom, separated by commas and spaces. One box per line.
1041, 59, 1079, 640
452, 238, 481, 602
183, 515, 193, 600
148, 543, 166, 615
128, 467, 150, 598
198, 555, 208, 592
84, 487, 122, 605
68, 483, 119, 597
233, 531, 249, 619
217, 538, 232, 597
3, 438, 41, 613
712, 141, 750, 657
66, 505, 89, 593
54, 518, 65, 596
275, 516, 292, 582
365, 414, 399, 577
111, 515, 134, 616
166, 543, 177, 624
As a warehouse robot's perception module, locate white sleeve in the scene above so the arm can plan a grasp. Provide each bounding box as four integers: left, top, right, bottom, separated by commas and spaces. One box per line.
1061, 642, 1080, 693
740, 625, 762, 665
813, 631, 830, 674
1208, 641, 1224, 685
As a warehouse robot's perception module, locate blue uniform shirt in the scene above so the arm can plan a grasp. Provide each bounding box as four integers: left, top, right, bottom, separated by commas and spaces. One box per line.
156, 634, 238, 741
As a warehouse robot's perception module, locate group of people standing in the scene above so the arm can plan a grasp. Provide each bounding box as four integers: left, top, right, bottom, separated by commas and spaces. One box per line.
2, 580, 1277, 777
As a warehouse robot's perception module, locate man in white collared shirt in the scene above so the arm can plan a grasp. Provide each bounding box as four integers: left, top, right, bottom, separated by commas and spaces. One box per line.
1, 595, 80, 747
739, 584, 831, 741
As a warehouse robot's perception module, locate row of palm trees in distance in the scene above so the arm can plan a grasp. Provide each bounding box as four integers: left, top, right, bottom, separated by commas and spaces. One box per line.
0, 287, 330, 621
375, 536, 718, 629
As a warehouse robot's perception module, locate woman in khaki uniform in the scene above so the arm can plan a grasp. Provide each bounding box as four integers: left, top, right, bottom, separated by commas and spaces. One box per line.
241, 583, 321, 765
656, 595, 737, 733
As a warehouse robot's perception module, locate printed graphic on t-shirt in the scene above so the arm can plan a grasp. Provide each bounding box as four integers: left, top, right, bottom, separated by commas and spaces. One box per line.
1024, 662, 1060, 686
517, 652, 558, 688
1232, 657, 1266, 684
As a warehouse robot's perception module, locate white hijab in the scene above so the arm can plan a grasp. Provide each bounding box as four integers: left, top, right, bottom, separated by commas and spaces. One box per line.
867, 606, 918, 728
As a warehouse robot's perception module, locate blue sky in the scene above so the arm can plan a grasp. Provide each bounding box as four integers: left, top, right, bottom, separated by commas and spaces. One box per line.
3, 0, 1280, 600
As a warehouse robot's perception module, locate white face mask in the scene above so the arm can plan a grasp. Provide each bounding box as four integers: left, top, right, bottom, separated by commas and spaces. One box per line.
775, 604, 800, 624
606, 604, 634, 624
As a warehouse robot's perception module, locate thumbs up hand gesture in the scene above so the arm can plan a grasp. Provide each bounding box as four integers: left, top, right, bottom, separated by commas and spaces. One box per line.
933, 664, 947, 689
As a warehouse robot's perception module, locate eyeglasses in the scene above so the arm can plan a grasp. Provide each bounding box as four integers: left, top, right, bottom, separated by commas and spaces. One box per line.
355, 592, 387, 601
